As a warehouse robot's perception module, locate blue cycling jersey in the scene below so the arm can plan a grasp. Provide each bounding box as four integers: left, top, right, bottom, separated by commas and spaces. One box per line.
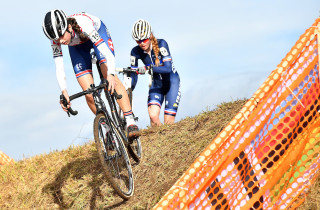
130, 39, 181, 116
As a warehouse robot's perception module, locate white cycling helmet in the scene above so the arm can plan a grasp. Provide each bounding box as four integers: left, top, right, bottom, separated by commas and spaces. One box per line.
42, 9, 68, 40
131, 19, 152, 41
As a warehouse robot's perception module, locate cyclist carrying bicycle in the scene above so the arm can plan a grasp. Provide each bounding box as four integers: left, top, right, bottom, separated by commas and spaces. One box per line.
42, 9, 140, 139
130, 19, 181, 127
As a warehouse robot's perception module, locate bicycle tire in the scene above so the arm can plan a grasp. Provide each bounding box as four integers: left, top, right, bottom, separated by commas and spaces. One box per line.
93, 113, 134, 200
119, 88, 143, 162
126, 88, 142, 162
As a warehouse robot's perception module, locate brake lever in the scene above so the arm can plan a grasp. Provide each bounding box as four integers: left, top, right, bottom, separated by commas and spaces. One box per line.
60, 94, 78, 117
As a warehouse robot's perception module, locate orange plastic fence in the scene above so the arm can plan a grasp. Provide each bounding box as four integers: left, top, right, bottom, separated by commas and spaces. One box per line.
0, 150, 14, 166
153, 17, 320, 210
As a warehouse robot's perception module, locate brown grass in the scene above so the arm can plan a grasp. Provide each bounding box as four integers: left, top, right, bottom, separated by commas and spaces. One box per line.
0, 99, 318, 209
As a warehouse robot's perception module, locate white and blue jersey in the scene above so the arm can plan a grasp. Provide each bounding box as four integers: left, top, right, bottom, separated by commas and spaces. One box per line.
130, 39, 181, 116
50, 13, 115, 91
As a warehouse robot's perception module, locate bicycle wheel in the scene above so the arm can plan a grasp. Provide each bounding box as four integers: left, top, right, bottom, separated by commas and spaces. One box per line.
93, 113, 134, 200
119, 88, 143, 162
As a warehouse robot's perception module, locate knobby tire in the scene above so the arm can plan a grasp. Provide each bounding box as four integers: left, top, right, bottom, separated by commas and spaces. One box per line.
117, 88, 142, 162
93, 113, 134, 200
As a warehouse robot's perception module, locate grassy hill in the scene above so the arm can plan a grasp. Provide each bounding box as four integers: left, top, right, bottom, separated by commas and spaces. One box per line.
0, 99, 319, 209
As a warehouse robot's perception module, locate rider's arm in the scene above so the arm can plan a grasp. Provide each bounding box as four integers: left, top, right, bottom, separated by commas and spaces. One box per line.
55, 56, 67, 91
129, 48, 139, 90
88, 30, 115, 75
130, 47, 140, 68
130, 47, 153, 73
151, 60, 172, 74
151, 39, 173, 74
51, 41, 67, 91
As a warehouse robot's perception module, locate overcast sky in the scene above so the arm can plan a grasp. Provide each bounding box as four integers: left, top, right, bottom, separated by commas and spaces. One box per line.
0, 0, 319, 160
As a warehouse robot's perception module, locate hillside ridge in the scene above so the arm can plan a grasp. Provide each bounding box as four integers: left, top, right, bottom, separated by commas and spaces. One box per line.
4, 98, 307, 209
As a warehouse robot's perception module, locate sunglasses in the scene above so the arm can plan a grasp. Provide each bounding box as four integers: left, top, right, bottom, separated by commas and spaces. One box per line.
136, 38, 149, 44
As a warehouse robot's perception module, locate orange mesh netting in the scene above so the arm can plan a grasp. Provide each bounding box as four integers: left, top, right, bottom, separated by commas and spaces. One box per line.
153, 17, 320, 210
0, 150, 14, 166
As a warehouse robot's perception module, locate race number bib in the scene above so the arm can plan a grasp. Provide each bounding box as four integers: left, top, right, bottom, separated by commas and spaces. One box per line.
130, 56, 136, 66
89, 31, 102, 44
52, 45, 62, 57
160, 47, 169, 56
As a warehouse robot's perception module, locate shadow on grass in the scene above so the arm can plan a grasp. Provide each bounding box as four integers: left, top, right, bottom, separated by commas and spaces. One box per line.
42, 151, 126, 209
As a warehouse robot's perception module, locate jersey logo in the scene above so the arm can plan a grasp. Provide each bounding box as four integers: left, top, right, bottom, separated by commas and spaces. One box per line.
76, 63, 83, 70
176, 85, 181, 104
160, 47, 169, 56
108, 39, 114, 51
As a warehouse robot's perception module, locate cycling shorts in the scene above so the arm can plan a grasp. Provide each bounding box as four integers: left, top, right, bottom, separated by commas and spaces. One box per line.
148, 73, 181, 116
68, 21, 114, 78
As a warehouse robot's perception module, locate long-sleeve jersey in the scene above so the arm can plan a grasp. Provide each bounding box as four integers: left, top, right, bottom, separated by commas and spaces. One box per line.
50, 12, 115, 91
130, 39, 177, 76
130, 39, 181, 115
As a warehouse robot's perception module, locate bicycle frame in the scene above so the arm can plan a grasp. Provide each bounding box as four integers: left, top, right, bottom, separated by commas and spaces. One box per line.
95, 65, 129, 146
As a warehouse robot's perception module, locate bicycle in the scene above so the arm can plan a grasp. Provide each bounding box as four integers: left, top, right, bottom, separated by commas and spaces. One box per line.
114, 66, 153, 161
91, 53, 143, 163
60, 65, 139, 200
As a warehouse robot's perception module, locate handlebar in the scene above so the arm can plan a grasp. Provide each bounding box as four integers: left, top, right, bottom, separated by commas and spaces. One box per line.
116, 67, 153, 75
60, 79, 122, 117
91, 51, 152, 75
60, 94, 79, 116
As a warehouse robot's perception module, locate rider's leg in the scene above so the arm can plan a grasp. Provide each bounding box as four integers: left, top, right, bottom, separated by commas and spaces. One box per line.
76, 74, 96, 114
163, 74, 181, 125
100, 63, 132, 112
148, 105, 162, 127
100, 63, 140, 138
164, 115, 175, 124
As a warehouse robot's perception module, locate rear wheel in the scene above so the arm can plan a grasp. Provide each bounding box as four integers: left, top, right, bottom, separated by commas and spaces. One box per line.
116, 88, 143, 162
93, 113, 134, 200
128, 137, 142, 163
126, 88, 143, 162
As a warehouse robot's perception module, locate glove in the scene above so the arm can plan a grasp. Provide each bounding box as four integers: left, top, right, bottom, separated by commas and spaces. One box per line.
136, 66, 147, 74
90, 52, 97, 64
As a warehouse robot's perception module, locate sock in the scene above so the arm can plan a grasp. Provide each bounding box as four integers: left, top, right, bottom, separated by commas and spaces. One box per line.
124, 110, 136, 126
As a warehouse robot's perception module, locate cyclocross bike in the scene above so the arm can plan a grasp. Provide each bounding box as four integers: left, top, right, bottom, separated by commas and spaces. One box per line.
91, 53, 142, 163
60, 64, 141, 200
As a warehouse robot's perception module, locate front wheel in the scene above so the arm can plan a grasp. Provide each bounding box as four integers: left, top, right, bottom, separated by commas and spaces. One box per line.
93, 113, 134, 200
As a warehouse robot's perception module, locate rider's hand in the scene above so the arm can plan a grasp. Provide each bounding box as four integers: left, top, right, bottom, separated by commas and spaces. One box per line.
60, 90, 71, 112
136, 66, 147, 74
107, 74, 116, 94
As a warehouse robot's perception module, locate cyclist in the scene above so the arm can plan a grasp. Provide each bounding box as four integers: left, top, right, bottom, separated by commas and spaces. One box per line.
42, 9, 140, 138
130, 19, 181, 127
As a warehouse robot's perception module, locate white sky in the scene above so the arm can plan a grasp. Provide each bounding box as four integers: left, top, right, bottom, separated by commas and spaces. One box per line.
0, 0, 319, 160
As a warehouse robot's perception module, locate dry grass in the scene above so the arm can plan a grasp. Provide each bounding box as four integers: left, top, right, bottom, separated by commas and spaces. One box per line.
1, 99, 318, 209
297, 176, 320, 210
